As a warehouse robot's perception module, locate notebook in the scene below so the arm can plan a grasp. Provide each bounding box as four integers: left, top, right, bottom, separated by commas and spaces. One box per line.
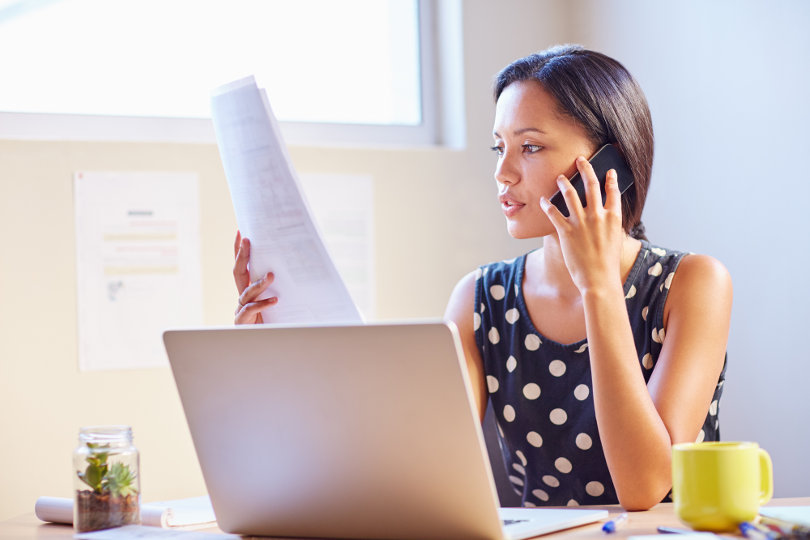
759, 506, 810, 528
163, 321, 608, 539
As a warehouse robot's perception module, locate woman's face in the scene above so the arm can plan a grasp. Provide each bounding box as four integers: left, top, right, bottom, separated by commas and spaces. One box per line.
492, 80, 597, 239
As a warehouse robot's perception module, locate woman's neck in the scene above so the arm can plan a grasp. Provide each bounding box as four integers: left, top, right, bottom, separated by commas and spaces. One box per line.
527, 234, 642, 298
529, 236, 580, 300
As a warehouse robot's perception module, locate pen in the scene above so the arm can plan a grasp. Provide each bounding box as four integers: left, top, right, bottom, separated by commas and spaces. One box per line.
752, 522, 783, 540
740, 522, 780, 540
760, 517, 810, 539
603, 512, 629, 533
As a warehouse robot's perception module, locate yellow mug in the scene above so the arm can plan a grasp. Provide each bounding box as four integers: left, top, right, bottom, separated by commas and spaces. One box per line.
672, 441, 773, 532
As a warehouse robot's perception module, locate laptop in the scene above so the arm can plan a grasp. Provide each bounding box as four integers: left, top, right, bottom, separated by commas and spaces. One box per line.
163, 321, 608, 539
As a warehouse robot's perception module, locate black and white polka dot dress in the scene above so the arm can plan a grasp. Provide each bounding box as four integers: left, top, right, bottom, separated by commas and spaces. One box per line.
473, 240, 726, 507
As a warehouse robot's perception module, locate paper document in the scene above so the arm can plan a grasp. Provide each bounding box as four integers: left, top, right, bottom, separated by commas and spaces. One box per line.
210, 76, 362, 323
35, 495, 215, 529
629, 536, 716, 540
759, 506, 810, 527
76, 525, 238, 539
74, 171, 203, 370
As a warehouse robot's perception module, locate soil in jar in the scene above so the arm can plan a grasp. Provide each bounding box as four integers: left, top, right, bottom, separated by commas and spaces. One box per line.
75, 489, 140, 532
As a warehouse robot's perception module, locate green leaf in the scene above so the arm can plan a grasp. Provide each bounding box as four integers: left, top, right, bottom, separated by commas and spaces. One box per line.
84, 463, 104, 492
87, 452, 109, 466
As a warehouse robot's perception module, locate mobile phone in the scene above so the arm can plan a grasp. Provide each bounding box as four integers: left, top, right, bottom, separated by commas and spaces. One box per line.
549, 143, 635, 217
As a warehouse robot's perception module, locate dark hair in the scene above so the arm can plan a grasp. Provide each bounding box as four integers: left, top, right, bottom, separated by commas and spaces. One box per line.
494, 45, 653, 240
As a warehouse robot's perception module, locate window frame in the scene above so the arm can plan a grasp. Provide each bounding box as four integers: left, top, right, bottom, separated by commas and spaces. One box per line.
0, 0, 455, 148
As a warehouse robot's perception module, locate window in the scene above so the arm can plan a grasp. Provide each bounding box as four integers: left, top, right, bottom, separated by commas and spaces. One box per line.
0, 0, 460, 146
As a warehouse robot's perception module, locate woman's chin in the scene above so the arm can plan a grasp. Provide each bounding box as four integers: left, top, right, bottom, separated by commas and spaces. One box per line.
506, 222, 552, 240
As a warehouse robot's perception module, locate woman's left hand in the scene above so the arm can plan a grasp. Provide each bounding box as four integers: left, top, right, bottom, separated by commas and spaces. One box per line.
540, 155, 625, 294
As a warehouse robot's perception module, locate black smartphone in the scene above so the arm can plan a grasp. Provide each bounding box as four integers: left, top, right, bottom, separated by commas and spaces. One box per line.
549, 143, 635, 217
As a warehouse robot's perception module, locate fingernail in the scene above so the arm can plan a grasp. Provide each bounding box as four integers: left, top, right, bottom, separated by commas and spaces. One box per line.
577, 156, 587, 164
539, 197, 550, 209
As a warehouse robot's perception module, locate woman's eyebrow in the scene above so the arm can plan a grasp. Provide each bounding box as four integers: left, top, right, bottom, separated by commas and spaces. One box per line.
492, 127, 547, 138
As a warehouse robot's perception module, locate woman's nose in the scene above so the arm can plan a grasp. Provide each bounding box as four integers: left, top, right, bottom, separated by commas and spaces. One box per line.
494, 151, 519, 186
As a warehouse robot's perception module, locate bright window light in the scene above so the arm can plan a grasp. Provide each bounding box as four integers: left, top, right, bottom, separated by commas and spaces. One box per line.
0, 0, 422, 126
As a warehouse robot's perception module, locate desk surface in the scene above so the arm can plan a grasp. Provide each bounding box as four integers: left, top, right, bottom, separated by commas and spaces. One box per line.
3, 498, 808, 539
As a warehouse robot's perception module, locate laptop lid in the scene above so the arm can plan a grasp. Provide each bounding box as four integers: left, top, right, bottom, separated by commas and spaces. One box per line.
164, 321, 607, 539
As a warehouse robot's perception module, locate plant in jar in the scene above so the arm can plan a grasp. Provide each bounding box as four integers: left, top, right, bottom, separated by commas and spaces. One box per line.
75, 442, 139, 532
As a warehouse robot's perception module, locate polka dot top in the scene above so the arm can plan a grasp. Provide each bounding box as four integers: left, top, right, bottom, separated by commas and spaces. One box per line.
473, 240, 726, 507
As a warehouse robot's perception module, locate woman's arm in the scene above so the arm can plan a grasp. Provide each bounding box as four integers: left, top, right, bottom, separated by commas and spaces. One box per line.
582, 255, 731, 510
541, 159, 732, 510
444, 271, 488, 423
647, 254, 732, 444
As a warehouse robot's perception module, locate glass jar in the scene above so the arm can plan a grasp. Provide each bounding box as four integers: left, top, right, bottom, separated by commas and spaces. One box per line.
73, 425, 141, 532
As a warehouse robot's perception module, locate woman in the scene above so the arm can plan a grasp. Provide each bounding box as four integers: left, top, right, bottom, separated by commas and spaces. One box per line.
234, 45, 731, 511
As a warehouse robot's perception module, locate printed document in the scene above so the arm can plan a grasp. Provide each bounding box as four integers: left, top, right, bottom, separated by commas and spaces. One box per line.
74, 171, 202, 370
210, 77, 362, 323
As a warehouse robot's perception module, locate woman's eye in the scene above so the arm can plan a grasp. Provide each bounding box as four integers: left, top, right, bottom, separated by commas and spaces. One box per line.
522, 144, 542, 153
490, 145, 504, 156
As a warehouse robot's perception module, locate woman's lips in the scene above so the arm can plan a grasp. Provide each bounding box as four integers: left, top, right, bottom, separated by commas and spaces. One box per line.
500, 195, 525, 217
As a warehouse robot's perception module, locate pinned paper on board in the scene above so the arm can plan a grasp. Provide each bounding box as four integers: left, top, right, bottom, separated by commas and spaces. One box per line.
74, 171, 203, 371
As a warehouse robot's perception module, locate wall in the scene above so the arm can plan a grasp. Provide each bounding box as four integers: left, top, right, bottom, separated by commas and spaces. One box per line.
1, 0, 807, 521
566, 0, 810, 495
0, 0, 567, 520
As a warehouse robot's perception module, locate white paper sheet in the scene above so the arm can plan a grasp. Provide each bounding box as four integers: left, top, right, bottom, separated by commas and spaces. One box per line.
759, 506, 810, 527
74, 171, 202, 370
76, 525, 238, 539
627, 531, 722, 540
35, 495, 215, 529
210, 76, 362, 323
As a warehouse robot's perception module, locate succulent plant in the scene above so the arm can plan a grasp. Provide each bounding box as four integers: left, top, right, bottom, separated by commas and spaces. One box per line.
102, 462, 138, 498
77, 444, 137, 498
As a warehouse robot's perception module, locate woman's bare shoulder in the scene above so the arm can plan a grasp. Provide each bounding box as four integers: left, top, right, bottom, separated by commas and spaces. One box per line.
675, 253, 732, 291
666, 253, 732, 321
444, 269, 479, 323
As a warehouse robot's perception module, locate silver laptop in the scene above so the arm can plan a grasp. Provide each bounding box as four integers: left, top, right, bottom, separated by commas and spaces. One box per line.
163, 321, 607, 539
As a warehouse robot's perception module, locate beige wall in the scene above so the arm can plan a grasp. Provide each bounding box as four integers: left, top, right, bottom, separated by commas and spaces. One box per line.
0, 1, 567, 520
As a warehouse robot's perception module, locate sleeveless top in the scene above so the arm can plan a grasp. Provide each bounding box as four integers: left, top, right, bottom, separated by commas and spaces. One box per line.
473, 240, 726, 507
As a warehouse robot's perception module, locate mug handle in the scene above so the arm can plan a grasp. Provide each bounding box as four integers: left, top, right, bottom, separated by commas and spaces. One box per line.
759, 448, 773, 504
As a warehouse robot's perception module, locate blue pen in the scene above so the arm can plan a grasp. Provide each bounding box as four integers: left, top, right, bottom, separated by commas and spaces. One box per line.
603, 512, 629, 533
740, 522, 779, 540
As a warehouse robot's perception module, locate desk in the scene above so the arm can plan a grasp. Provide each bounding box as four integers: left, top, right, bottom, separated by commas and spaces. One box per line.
2, 498, 808, 539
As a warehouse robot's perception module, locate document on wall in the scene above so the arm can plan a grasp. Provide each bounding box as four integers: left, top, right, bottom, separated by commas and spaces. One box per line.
210, 76, 362, 323
74, 171, 203, 371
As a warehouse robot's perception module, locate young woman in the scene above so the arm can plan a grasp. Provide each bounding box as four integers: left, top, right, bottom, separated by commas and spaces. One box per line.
233, 45, 732, 511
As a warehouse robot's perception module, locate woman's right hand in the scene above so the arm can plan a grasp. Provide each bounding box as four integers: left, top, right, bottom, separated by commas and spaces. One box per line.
233, 231, 278, 325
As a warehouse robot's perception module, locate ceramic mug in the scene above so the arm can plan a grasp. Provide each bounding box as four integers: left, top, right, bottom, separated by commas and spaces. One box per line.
671, 441, 773, 532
